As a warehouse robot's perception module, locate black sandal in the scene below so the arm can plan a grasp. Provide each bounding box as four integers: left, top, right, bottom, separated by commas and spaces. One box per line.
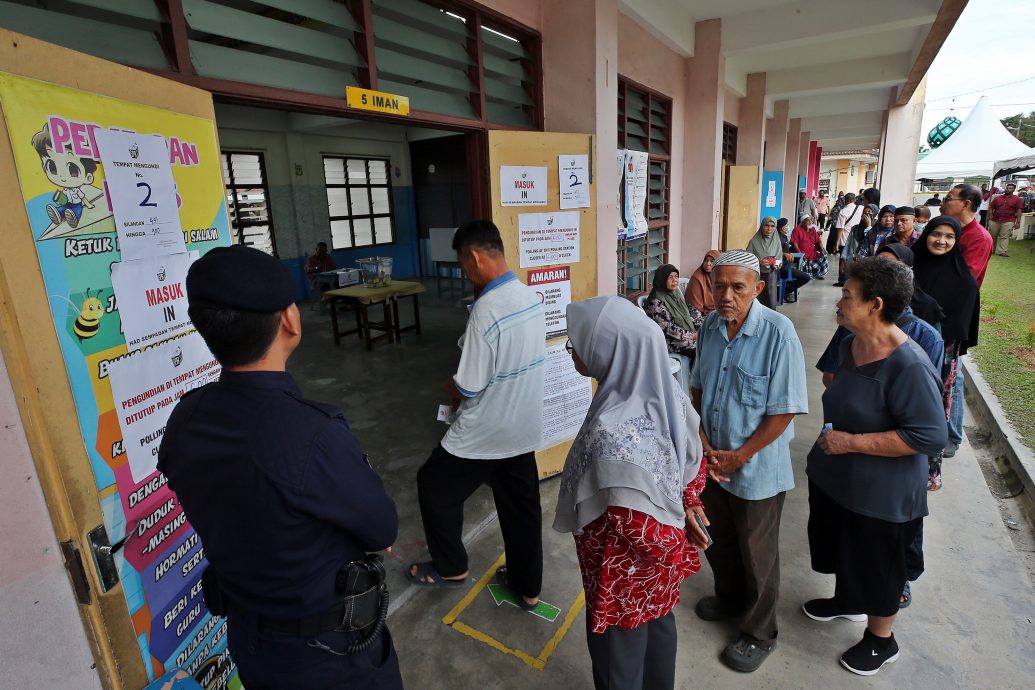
406, 561, 466, 588
495, 565, 537, 610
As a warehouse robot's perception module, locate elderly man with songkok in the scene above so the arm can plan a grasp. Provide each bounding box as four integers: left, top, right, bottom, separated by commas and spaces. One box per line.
689, 250, 809, 673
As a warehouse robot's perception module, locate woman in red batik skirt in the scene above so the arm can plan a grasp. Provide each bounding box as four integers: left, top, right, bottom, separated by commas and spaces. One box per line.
554, 296, 710, 690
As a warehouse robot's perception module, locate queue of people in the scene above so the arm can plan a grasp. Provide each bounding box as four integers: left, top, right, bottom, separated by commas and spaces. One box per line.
155, 184, 993, 688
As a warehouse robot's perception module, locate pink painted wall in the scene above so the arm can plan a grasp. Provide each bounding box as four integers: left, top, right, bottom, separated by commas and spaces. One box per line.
723, 88, 741, 127
479, 0, 542, 31
616, 12, 689, 272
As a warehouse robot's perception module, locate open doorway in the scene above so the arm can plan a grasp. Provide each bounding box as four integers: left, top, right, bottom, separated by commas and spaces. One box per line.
213, 102, 485, 597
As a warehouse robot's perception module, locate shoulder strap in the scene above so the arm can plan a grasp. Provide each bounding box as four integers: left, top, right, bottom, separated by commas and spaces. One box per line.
895, 314, 918, 328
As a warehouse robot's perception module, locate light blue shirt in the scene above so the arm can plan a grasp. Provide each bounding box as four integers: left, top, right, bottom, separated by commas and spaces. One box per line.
689, 301, 809, 500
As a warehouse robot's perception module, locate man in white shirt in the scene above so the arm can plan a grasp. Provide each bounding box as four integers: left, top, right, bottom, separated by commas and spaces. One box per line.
409, 220, 546, 609
833, 193, 865, 286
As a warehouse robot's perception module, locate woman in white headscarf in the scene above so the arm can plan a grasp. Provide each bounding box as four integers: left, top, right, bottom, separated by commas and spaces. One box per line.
555, 296, 709, 690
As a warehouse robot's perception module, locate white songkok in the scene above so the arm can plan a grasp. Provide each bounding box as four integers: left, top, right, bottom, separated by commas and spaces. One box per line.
713, 249, 760, 275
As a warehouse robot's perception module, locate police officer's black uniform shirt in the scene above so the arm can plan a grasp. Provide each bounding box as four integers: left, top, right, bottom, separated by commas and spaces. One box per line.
157, 370, 398, 619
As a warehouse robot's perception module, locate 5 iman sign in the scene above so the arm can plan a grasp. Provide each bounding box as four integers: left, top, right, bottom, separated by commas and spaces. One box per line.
345, 86, 410, 117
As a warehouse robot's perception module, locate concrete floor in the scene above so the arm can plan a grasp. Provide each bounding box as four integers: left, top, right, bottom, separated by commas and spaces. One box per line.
290, 279, 1035, 690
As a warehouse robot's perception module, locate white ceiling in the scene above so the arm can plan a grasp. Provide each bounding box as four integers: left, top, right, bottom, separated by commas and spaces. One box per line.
618, 0, 951, 149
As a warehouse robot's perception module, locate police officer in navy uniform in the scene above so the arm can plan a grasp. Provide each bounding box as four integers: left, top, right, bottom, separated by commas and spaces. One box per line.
158, 246, 402, 689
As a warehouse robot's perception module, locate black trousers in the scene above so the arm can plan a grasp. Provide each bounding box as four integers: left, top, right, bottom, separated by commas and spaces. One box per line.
417, 446, 543, 597
227, 613, 403, 690
783, 267, 811, 300
586, 613, 677, 690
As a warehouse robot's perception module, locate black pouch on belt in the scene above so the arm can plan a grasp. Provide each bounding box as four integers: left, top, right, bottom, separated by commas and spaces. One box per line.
335, 554, 387, 631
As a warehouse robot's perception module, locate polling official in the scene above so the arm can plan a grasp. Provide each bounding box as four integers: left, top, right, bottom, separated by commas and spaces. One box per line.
157, 246, 402, 689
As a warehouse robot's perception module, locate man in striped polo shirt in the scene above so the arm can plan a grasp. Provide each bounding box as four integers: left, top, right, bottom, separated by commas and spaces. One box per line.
409, 220, 546, 610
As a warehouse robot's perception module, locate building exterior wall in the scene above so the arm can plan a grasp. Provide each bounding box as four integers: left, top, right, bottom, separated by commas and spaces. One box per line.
617, 11, 688, 272
0, 349, 102, 690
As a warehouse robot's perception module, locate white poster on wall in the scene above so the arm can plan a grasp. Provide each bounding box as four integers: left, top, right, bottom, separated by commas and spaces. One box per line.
766, 180, 777, 207
518, 211, 580, 268
110, 251, 198, 351
108, 332, 221, 482
623, 150, 649, 240
94, 129, 186, 260
540, 341, 593, 449
528, 266, 572, 338
617, 149, 627, 239
500, 165, 548, 206
558, 154, 590, 209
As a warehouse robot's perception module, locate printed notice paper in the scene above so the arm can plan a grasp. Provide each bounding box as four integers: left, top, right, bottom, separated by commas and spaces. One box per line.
110, 251, 198, 351
500, 165, 548, 206
95, 129, 186, 260
540, 341, 593, 449
518, 211, 580, 268
617, 149, 627, 239
528, 266, 572, 338
623, 150, 649, 240
108, 332, 221, 482
558, 154, 590, 209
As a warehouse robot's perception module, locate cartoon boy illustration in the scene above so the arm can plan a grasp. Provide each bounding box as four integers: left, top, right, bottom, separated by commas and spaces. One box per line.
32, 123, 98, 229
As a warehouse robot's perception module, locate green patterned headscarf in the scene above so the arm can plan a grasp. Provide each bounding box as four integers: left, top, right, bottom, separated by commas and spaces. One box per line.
648, 264, 695, 332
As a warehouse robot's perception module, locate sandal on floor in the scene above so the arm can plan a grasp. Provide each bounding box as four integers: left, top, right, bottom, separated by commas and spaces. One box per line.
495, 565, 537, 610
407, 561, 466, 588
900, 582, 912, 609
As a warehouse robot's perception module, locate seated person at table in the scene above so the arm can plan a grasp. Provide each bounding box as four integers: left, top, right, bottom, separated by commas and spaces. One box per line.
776, 218, 811, 303
305, 242, 336, 274
644, 264, 704, 360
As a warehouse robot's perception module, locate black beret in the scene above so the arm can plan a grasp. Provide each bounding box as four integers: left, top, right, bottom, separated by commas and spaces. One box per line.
187, 245, 295, 311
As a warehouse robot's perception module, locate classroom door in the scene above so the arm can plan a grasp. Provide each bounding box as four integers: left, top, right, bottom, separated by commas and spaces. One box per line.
484, 130, 597, 478
0, 32, 235, 689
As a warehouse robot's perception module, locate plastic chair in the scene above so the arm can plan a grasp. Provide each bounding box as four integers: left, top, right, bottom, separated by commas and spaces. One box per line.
677, 276, 689, 295
668, 354, 690, 393
636, 295, 647, 310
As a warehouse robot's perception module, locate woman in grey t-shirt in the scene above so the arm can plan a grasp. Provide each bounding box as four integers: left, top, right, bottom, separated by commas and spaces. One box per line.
802, 257, 947, 676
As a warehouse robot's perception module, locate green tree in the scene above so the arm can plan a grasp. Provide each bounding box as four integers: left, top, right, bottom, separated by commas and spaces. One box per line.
1000, 112, 1035, 148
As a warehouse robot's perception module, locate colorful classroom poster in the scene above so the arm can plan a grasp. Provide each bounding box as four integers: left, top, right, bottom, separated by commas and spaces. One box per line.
517, 211, 581, 268
0, 73, 237, 688
527, 266, 572, 338
110, 251, 198, 351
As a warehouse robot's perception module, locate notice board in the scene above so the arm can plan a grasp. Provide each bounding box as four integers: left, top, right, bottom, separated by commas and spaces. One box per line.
487, 130, 598, 478
0, 31, 235, 689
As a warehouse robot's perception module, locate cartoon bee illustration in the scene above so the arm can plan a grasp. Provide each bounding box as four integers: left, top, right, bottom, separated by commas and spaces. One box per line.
72, 289, 105, 341
51, 289, 106, 342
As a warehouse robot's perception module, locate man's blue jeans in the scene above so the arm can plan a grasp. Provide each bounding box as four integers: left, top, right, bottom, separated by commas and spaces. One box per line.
949, 365, 965, 445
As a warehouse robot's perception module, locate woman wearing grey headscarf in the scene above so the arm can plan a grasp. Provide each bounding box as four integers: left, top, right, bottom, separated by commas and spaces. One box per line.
745, 217, 783, 307
555, 296, 709, 690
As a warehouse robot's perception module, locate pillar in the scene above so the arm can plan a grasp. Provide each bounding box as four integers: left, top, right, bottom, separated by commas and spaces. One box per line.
878, 78, 927, 205
542, 0, 619, 295
782, 117, 801, 219
681, 18, 725, 266
807, 142, 820, 194
764, 100, 789, 171
737, 73, 766, 167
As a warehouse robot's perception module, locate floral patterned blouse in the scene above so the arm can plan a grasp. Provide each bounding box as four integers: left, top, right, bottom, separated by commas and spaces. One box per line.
643, 297, 704, 357
575, 457, 708, 633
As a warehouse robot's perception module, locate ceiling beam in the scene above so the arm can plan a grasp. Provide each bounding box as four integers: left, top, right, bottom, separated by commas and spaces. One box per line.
721, 0, 939, 55
767, 52, 913, 99
787, 89, 892, 118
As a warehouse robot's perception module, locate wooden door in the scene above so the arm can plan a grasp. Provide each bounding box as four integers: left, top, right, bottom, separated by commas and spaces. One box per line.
486, 131, 597, 478
0, 31, 235, 689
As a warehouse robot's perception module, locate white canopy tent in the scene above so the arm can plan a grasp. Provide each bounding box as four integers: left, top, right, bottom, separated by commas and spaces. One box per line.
916, 96, 1029, 179
992, 149, 1035, 179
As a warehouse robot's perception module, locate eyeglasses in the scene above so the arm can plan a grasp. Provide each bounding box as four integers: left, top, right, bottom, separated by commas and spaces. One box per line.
565, 339, 574, 354
942, 195, 961, 202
